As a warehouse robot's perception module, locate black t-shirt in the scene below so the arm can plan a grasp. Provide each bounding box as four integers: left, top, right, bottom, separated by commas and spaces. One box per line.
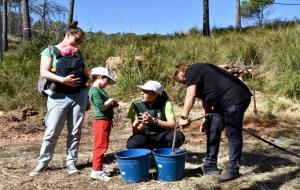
185, 63, 252, 108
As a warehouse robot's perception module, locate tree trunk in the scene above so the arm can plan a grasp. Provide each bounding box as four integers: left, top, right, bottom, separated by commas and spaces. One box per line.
8, 1, 11, 36
67, 0, 75, 25
203, 0, 210, 36
236, 0, 241, 30
3, 0, 8, 51
21, 0, 32, 40
42, 0, 47, 35
18, 0, 22, 37
0, 5, 3, 62
260, 7, 264, 25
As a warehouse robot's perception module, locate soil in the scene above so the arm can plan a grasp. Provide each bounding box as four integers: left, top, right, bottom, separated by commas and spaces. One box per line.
0, 105, 299, 190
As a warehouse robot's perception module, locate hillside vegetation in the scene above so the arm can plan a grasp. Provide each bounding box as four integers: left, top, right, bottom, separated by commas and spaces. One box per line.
0, 23, 300, 111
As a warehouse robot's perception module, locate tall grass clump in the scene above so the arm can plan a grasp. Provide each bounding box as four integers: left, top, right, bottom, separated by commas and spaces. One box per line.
0, 36, 53, 110
1, 22, 300, 111
261, 27, 300, 99
109, 42, 171, 101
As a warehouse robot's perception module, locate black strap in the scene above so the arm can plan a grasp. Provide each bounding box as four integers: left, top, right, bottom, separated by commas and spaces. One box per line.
176, 113, 300, 158
48, 45, 62, 59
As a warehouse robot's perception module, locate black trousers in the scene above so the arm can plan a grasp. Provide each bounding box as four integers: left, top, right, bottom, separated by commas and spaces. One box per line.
127, 130, 185, 150
204, 99, 251, 173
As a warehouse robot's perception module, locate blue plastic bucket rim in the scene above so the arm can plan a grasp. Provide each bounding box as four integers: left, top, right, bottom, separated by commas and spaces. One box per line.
115, 148, 151, 159
153, 148, 186, 157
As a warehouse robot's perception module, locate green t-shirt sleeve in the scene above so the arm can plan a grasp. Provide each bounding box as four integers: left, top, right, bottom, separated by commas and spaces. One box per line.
165, 101, 175, 119
89, 88, 105, 110
127, 102, 138, 122
40, 47, 58, 69
40, 47, 52, 58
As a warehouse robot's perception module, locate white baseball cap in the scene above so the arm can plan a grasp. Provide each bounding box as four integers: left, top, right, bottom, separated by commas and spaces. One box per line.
138, 80, 163, 95
90, 67, 116, 85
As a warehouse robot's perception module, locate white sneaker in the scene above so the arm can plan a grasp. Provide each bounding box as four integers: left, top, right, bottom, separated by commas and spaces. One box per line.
66, 164, 79, 175
90, 170, 110, 181
29, 165, 47, 177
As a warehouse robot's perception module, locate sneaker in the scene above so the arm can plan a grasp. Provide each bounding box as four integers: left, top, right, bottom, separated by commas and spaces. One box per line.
66, 164, 79, 175
90, 170, 110, 181
29, 164, 47, 177
217, 170, 240, 183
201, 165, 221, 176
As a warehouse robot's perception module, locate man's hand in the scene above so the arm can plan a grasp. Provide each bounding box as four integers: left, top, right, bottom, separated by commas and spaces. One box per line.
179, 118, 190, 128
200, 119, 209, 135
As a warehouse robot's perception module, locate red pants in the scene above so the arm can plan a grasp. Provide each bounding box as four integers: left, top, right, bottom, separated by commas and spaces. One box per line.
92, 119, 112, 171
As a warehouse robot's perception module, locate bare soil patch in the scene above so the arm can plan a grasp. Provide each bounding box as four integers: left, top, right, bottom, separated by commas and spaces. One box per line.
0, 105, 299, 190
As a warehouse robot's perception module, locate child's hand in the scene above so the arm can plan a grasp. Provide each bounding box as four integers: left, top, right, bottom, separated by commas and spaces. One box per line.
111, 100, 119, 108
105, 98, 115, 106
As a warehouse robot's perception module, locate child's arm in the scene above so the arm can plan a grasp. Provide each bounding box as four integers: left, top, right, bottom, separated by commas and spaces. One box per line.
101, 98, 116, 111
90, 90, 114, 111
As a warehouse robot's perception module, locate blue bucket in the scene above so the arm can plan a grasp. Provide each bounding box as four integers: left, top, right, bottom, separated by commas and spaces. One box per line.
115, 149, 151, 183
153, 148, 186, 182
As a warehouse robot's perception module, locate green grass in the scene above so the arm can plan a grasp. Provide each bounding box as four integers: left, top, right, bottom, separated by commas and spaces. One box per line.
1, 23, 300, 111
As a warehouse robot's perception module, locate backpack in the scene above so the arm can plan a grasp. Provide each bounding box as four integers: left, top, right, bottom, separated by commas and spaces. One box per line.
37, 46, 56, 96
37, 45, 87, 96
37, 75, 52, 96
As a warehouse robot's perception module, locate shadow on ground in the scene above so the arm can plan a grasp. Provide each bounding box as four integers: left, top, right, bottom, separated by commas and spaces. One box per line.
242, 152, 297, 173
241, 151, 299, 189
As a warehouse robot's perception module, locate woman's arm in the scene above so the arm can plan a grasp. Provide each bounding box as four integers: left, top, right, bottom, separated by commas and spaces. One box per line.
141, 100, 176, 130
153, 116, 175, 129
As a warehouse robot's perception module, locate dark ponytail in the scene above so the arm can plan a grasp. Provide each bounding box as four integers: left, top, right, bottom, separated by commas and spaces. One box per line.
69, 20, 78, 29
66, 20, 84, 37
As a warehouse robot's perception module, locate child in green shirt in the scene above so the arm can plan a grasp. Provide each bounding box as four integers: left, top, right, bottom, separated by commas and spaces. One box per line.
88, 67, 118, 181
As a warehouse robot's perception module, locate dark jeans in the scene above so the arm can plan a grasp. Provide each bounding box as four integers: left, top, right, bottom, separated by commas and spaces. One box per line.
127, 130, 185, 150
204, 99, 251, 173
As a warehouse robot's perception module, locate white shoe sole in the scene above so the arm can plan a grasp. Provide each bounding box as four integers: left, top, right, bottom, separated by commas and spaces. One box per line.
68, 170, 79, 175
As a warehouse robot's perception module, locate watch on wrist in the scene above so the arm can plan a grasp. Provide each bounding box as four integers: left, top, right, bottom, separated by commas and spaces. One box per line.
180, 115, 189, 120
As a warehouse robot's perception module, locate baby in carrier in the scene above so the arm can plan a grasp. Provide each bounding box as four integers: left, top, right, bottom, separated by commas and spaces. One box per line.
44, 45, 88, 95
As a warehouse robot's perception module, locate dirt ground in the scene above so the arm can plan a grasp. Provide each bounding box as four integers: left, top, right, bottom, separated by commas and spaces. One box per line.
0, 102, 299, 190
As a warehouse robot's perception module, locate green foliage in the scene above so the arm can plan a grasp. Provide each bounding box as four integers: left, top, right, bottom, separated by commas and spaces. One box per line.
1, 23, 300, 110
241, 0, 274, 24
